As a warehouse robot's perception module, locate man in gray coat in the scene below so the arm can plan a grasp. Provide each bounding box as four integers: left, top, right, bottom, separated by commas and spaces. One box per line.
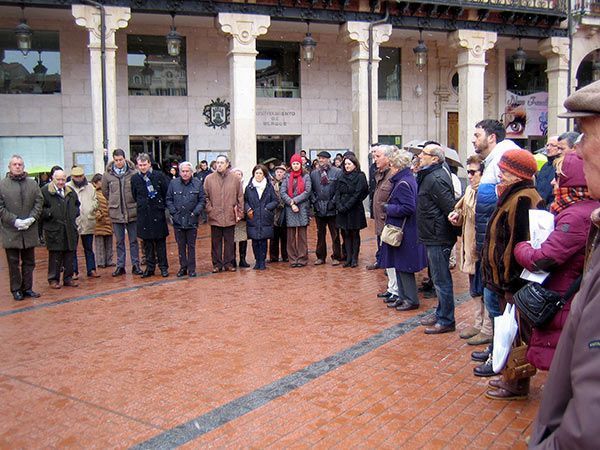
0, 155, 43, 300
310, 151, 342, 265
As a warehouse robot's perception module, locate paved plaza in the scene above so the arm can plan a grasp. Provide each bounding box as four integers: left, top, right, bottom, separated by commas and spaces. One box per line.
0, 223, 545, 448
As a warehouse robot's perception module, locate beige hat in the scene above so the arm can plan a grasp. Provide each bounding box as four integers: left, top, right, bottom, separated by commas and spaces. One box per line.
558, 80, 600, 118
71, 166, 85, 176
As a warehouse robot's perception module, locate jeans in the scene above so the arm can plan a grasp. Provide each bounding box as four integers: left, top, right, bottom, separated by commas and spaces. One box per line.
113, 222, 140, 269
426, 244, 455, 327
469, 260, 483, 298
483, 287, 502, 320
74, 234, 96, 275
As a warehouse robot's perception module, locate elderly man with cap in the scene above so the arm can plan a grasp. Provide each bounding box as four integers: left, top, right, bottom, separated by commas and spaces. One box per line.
269, 164, 288, 262
0, 155, 44, 300
67, 166, 100, 279
310, 150, 343, 265
528, 80, 600, 449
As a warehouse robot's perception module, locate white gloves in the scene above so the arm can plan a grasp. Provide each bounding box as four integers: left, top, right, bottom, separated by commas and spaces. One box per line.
14, 217, 35, 231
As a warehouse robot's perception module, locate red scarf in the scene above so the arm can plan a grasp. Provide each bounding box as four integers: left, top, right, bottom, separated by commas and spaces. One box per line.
550, 186, 593, 214
288, 155, 305, 198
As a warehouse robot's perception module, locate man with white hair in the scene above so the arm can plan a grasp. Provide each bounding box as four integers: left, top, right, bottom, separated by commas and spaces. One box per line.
166, 161, 205, 278
536, 135, 561, 206
0, 155, 44, 300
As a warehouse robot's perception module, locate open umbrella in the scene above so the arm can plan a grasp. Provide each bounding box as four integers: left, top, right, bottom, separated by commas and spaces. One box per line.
26, 166, 53, 175
442, 146, 463, 168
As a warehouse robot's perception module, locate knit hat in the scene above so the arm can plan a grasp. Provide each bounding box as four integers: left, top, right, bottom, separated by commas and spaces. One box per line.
290, 154, 302, 165
498, 149, 537, 181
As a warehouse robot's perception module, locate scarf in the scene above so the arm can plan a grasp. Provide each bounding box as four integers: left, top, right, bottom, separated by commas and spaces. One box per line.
252, 177, 267, 199
114, 165, 126, 176
8, 171, 28, 181
288, 154, 305, 197
142, 172, 157, 199
320, 166, 330, 185
496, 180, 519, 199
550, 186, 593, 214
72, 177, 88, 188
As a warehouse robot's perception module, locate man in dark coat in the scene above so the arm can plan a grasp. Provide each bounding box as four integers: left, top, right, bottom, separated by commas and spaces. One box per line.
416, 144, 457, 334
166, 161, 205, 278
194, 160, 212, 224
536, 135, 560, 206
41, 169, 80, 289
310, 151, 343, 266
0, 155, 44, 300
131, 153, 170, 278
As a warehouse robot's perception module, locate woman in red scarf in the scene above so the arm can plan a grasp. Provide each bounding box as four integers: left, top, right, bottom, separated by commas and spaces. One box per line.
280, 154, 312, 267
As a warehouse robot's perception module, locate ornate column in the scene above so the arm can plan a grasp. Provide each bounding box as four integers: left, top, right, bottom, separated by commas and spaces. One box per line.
539, 37, 570, 137
217, 13, 270, 178
72, 5, 130, 173
450, 30, 497, 162
340, 21, 392, 173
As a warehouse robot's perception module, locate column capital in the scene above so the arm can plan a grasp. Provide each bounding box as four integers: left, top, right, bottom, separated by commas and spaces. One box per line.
340, 21, 392, 60
450, 29, 497, 66
539, 36, 570, 70
217, 13, 270, 54
72, 5, 130, 47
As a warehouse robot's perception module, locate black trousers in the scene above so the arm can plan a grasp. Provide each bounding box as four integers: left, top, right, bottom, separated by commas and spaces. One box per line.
211, 225, 235, 269
5, 247, 36, 293
144, 238, 168, 272
252, 239, 268, 269
269, 225, 288, 261
48, 250, 75, 283
315, 216, 342, 261
341, 229, 361, 264
174, 228, 197, 272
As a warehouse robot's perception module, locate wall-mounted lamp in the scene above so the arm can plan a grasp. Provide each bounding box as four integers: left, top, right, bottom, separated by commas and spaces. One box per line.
414, 84, 423, 97
301, 22, 317, 67
413, 29, 428, 72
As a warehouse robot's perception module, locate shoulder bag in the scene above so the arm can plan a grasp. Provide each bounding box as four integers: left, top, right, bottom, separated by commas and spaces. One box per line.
380, 180, 410, 248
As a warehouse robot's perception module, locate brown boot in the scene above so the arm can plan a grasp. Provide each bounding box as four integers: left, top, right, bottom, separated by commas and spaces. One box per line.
485, 378, 530, 401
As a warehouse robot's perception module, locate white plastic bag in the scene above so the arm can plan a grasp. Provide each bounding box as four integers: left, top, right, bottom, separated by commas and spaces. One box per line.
492, 303, 519, 373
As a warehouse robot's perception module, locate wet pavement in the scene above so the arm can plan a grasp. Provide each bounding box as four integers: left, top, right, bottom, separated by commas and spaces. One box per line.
0, 222, 545, 448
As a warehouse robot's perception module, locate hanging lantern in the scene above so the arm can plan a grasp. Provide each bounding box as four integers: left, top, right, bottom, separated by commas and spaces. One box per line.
413, 29, 428, 72
166, 13, 182, 57
33, 51, 47, 83
301, 22, 317, 66
513, 39, 527, 75
15, 7, 33, 56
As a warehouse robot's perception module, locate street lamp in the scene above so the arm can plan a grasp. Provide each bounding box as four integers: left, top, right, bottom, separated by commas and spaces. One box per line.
166, 13, 182, 57
513, 39, 527, 76
15, 6, 33, 56
413, 29, 428, 72
301, 22, 317, 67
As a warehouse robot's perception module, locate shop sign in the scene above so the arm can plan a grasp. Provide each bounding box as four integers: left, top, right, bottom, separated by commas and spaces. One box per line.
504, 91, 548, 138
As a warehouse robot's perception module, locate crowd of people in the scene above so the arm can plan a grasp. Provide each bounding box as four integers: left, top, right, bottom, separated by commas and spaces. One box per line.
2, 81, 600, 448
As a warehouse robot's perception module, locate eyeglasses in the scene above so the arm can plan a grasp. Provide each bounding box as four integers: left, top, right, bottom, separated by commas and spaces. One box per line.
420, 151, 435, 157
466, 170, 480, 176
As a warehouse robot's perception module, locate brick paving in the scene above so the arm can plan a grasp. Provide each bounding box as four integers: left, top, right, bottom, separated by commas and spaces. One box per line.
0, 222, 545, 448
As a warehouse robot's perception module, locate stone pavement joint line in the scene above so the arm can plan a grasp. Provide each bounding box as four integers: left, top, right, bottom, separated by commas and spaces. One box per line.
0, 371, 165, 430
131, 292, 472, 449
0, 271, 213, 318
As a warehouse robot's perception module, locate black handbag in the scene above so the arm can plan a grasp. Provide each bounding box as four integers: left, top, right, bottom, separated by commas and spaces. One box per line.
513, 275, 582, 328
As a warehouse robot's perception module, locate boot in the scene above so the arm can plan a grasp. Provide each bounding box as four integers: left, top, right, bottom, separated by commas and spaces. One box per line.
238, 241, 250, 268
485, 377, 530, 401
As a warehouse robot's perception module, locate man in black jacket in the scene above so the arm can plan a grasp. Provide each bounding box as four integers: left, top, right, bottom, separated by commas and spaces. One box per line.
416, 144, 458, 334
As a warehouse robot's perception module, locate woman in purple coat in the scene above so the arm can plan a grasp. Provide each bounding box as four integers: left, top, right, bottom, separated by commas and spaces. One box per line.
380, 148, 428, 311
514, 152, 599, 370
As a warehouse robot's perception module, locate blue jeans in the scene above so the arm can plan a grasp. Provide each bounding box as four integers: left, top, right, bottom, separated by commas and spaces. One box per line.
469, 260, 483, 298
73, 234, 96, 275
426, 244, 455, 327
113, 222, 140, 269
483, 287, 502, 320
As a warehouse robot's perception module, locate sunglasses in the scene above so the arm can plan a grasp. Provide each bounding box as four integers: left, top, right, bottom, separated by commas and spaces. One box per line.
466, 170, 480, 176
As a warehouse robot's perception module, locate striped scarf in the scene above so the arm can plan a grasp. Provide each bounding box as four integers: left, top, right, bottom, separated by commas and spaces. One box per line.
550, 186, 592, 214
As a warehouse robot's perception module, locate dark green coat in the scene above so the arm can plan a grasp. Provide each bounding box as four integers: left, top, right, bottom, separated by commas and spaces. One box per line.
41, 183, 80, 251
0, 174, 43, 249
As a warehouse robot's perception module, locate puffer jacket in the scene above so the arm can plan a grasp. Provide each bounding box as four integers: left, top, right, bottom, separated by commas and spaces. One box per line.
67, 180, 98, 235
280, 172, 312, 227
101, 160, 137, 224
166, 176, 205, 229
0, 174, 43, 249
244, 179, 278, 240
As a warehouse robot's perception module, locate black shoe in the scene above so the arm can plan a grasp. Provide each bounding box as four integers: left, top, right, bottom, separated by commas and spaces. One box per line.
188, 271, 197, 278
112, 267, 126, 277
383, 295, 399, 304
387, 298, 403, 308
474, 359, 496, 377
161, 270, 169, 277
239, 260, 250, 268
141, 270, 154, 278
177, 268, 187, 278
377, 291, 393, 298
396, 302, 419, 311
132, 265, 143, 276
350, 261, 358, 268
23, 290, 41, 298
471, 345, 492, 362
343, 261, 352, 268
12, 291, 24, 301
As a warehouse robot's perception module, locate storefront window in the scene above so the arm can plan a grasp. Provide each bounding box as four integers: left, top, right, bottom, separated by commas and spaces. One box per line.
256, 41, 300, 98
0, 30, 61, 94
378, 47, 401, 101
127, 35, 187, 96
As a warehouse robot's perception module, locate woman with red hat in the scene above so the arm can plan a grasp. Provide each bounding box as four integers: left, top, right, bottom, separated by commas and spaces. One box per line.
280, 154, 312, 267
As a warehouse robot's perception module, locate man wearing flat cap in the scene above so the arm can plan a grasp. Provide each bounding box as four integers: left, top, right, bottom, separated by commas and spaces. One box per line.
310, 150, 343, 265
528, 80, 600, 449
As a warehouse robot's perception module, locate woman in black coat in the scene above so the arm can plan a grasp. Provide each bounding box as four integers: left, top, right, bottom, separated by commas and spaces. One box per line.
334, 154, 369, 267
245, 164, 278, 270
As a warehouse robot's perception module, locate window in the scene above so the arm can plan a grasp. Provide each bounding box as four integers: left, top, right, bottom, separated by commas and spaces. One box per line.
0, 30, 61, 94
378, 47, 401, 100
73, 152, 94, 176
127, 35, 187, 96
506, 56, 547, 95
256, 41, 300, 98
0, 136, 64, 172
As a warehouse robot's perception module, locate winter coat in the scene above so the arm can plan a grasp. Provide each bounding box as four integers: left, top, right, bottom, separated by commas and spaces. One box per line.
272, 178, 286, 227
194, 168, 212, 186
101, 160, 137, 224
41, 183, 80, 252
203, 170, 244, 228
310, 165, 342, 217
372, 168, 394, 235
452, 184, 479, 275
166, 177, 205, 230
334, 170, 369, 230
528, 208, 600, 449
481, 181, 544, 295
131, 170, 170, 240
67, 180, 98, 235
280, 172, 312, 227
244, 180, 278, 240
379, 169, 427, 273
416, 163, 457, 246
94, 187, 113, 236
514, 199, 598, 370
536, 155, 558, 207
0, 174, 43, 249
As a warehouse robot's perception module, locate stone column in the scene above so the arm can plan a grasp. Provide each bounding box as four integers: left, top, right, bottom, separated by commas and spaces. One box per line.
340, 21, 391, 173
539, 37, 570, 137
217, 13, 270, 178
450, 30, 497, 162
72, 5, 130, 173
